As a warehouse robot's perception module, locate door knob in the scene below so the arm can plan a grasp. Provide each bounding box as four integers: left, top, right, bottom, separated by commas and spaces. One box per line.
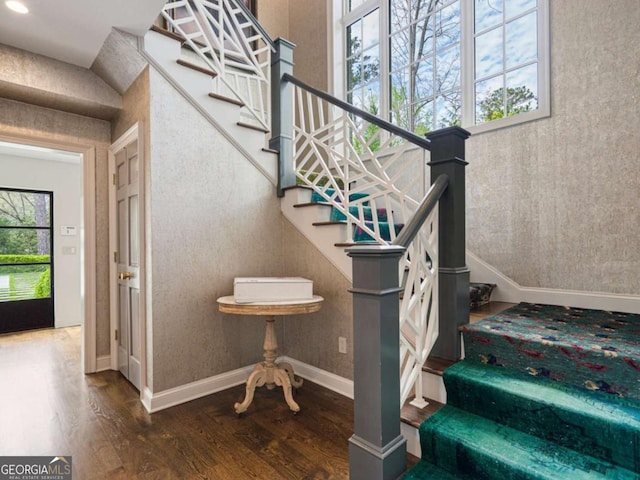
118, 272, 134, 280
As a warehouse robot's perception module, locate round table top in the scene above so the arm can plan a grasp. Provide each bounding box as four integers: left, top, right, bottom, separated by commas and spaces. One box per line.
217, 295, 324, 316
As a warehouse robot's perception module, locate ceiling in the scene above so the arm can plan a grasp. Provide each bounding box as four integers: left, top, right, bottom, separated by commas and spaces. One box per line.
0, 0, 167, 68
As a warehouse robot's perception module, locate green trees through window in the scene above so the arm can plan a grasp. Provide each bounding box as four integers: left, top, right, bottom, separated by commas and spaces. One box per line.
0, 189, 52, 302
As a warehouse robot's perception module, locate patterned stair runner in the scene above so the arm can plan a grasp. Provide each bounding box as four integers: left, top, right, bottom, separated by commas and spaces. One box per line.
404, 303, 640, 479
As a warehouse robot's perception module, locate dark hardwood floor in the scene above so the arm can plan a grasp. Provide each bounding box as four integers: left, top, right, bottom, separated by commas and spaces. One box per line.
0, 327, 416, 479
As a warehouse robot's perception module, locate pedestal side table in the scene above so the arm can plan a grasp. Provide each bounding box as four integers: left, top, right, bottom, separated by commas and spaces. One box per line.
217, 295, 323, 414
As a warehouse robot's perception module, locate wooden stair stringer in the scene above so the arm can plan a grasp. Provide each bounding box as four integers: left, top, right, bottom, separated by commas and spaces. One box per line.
281, 186, 353, 282
142, 28, 277, 185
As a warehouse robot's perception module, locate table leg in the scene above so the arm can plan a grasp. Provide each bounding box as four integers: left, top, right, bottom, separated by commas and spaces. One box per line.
235, 314, 304, 414
274, 367, 300, 413
278, 361, 303, 388
234, 363, 267, 414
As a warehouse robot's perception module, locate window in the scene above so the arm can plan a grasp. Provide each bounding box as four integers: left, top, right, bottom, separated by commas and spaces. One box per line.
334, 0, 549, 134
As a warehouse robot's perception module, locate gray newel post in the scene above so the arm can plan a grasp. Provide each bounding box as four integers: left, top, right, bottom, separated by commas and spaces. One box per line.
426, 126, 471, 361
346, 245, 407, 480
269, 37, 296, 197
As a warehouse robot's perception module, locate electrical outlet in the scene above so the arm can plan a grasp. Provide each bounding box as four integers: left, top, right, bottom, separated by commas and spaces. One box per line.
338, 336, 347, 354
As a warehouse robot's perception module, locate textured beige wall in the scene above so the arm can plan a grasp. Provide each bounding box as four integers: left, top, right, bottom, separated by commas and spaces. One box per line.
256, 0, 290, 42
256, 0, 328, 90
0, 98, 112, 355
91, 29, 148, 96
0, 43, 121, 120
466, 0, 640, 295
112, 67, 150, 141
281, 220, 353, 379
148, 68, 285, 392
289, 0, 328, 90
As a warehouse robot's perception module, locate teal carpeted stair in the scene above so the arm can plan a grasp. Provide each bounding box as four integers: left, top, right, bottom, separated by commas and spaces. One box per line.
405, 303, 640, 479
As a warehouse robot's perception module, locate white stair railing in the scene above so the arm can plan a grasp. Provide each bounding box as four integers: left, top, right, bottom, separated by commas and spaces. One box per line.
161, 0, 273, 130
286, 75, 438, 407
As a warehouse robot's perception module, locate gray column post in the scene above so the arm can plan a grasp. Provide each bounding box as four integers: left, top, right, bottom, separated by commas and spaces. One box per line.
346, 244, 407, 480
269, 37, 296, 197
426, 126, 471, 361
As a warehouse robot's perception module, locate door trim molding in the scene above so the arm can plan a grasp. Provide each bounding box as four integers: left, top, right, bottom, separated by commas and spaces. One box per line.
0, 131, 97, 373
108, 122, 147, 397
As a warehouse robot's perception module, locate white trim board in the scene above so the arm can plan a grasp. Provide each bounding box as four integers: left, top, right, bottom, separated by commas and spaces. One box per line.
141, 365, 254, 413
140, 357, 354, 414
279, 356, 354, 400
96, 355, 111, 372
468, 250, 640, 314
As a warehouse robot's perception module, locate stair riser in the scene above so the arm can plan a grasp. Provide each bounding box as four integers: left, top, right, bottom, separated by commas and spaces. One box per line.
420, 370, 446, 404
420, 406, 637, 480
444, 362, 640, 472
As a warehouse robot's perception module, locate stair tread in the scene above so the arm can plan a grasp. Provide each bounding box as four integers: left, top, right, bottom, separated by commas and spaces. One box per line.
293, 202, 332, 208
176, 58, 217, 77
422, 356, 456, 376
150, 25, 185, 43
401, 397, 444, 429
422, 405, 638, 479
445, 360, 640, 472
462, 302, 640, 400
237, 121, 269, 133
208, 92, 244, 107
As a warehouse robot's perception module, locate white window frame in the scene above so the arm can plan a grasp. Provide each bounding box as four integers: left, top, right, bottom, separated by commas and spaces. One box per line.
329, 0, 550, 135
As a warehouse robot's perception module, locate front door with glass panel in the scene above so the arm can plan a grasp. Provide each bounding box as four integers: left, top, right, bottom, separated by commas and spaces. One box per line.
114, 139, 141, 390
0, 188, 53, 334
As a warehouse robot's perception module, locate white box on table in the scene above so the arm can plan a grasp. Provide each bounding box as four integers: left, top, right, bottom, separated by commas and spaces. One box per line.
233, 277, 313, 303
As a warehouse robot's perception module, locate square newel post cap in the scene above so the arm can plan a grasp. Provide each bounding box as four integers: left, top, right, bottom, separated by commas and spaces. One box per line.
272, 37, 296, 66
426, 126, 471, 166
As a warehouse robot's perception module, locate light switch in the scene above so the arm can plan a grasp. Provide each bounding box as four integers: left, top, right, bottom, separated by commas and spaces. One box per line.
62, 246, 77, 255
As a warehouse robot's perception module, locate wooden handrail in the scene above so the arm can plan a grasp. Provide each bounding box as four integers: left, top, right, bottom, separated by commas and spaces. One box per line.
392, 174, 449, 248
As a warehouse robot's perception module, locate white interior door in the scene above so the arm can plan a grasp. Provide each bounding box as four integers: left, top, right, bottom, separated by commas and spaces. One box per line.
113, 138, 142, 390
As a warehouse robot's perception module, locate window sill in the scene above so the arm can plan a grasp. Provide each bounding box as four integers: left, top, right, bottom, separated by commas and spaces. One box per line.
464, 106, 550, 136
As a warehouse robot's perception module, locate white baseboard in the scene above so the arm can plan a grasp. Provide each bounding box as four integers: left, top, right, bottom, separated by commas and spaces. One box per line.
141, 357, 354, 414
280, 356, 354, 399
96, 355, 112, 372
467, 250, 640, 314
141, 364, 254, 413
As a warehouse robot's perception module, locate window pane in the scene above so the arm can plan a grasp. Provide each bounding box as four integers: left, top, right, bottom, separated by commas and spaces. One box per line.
435, 94, 461, 128
436, 44, 460, 93
0, 229, 50, 256
506, 64, 538, 115
414, 16, 434, 59
475, 74, 504, 124
415, 57, 434, 100
390, 31, 411, 71
475, 26, 503, 79
364, 81, 380, 114
414, 100, 433, 135
390, 0, 411, 33
475, 0, 503, 32
435, 1, 460, 50
0, 264, 50, 302
506, 0, 536, 19
390, 68, 410, 109
391, 103, 411, 131
0, 191, 50, 227
362, 46, 380, 83
506, 12, 537, 69
347, 19, 362, 57
362, 10, 379, 50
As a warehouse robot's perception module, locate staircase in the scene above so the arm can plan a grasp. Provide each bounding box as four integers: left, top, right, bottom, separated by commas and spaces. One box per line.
404, 303, 640, 479
135, 4, 640, 480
